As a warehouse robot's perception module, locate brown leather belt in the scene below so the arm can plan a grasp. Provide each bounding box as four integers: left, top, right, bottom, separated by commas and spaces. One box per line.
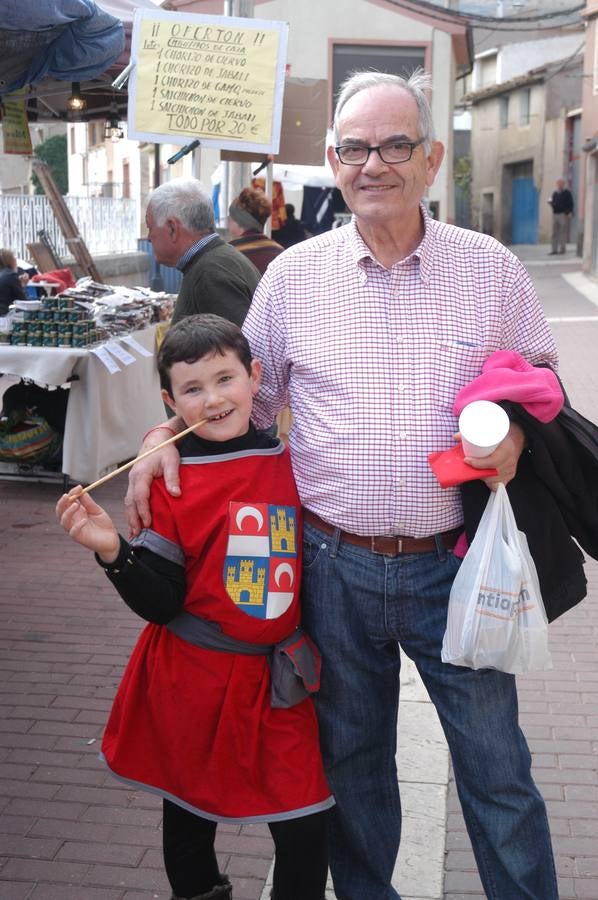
303, 509, 461, 557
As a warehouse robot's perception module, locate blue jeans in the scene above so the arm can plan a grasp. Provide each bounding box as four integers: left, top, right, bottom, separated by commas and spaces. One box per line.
301, 521, 558, 900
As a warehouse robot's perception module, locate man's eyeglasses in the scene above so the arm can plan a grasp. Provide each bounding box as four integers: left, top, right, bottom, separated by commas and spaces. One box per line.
334, 138, 426, 166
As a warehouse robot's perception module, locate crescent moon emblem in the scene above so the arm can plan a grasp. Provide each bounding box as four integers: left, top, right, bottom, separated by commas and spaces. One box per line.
274, 562, 294, 587
236, 506, 264, 531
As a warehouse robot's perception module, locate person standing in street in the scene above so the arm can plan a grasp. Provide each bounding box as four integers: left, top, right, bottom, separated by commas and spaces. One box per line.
125, 70, 559, 900
145, 178, 260, 327
549, 178, 574, 255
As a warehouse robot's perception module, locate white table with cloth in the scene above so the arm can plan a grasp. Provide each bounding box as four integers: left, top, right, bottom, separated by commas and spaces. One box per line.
0, 325, 164, 485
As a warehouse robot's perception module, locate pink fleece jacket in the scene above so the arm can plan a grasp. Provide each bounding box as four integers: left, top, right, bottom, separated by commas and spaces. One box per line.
452, 350, 563, 423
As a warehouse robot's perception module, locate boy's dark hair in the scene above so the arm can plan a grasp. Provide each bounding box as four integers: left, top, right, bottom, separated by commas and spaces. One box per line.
158, 314, 253, 395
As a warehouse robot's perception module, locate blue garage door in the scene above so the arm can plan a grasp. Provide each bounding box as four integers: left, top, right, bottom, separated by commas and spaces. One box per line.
511, 172, 538, 244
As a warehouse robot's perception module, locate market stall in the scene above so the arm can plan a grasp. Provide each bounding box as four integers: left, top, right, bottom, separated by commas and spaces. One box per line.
0, 282, 174, 486
0, 327, 163, 485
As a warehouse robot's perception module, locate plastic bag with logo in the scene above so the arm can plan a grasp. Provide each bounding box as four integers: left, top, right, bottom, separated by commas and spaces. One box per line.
441, 483, 552, 674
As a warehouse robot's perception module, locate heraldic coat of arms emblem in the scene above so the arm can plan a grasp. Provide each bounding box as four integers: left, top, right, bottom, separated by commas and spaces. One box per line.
223, 501, 298, 620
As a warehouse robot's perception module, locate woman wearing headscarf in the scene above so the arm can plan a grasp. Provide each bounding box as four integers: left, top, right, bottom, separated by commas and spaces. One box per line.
228, 187, 284, 276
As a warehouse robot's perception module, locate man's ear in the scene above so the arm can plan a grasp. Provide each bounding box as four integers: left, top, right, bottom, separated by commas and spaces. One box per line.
327, 144, 340, 182
167, 218, 178, 240
161, 388, 176, 412
425, 140, 445, 188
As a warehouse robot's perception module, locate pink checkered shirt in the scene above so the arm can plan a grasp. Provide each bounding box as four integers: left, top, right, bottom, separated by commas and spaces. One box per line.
243, 207, 558, 538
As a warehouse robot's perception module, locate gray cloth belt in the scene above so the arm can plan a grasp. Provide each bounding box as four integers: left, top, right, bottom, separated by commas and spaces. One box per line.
166, 611, 321, 708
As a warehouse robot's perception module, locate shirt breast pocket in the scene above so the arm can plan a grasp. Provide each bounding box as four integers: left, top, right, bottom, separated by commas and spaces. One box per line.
431, 342, 489, 412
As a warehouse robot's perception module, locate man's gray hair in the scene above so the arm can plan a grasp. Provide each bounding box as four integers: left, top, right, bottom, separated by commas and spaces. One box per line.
148, 177, 215, 232
333, 69, 435, 154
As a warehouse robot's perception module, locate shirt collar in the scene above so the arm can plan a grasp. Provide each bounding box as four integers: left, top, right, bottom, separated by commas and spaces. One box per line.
348, 202, 435, 285
176, 232, 219, 271
415, 203, 435, 286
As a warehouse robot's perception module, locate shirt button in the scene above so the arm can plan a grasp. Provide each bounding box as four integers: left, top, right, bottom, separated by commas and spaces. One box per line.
396, 336, 405, 343
397, 478, 406, 486
397, 384, 406, 393
399, 431, 408, 439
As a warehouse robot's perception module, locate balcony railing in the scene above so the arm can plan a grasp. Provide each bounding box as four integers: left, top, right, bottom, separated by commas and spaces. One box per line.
0, 194, 138, 261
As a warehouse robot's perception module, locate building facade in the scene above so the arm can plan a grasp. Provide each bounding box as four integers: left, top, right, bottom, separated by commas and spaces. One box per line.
580, 0, 598, 276
466, 48, 582, 246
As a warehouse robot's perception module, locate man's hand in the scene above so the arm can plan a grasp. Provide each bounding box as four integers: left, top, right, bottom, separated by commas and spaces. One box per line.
124, 421, 183, 536
462, 422, 526, 490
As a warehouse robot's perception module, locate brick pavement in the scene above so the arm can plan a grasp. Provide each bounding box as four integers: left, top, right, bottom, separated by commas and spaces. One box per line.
444, 559, 598, 900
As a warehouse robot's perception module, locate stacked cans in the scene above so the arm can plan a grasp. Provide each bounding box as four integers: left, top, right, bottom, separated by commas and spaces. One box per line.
11, 295, 95, 347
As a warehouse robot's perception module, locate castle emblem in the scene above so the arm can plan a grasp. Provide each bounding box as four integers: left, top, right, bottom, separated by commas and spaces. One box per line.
223, 502, 298, 620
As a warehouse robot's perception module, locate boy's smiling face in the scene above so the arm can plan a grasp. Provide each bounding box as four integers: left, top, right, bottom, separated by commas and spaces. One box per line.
162, 349, 261, 442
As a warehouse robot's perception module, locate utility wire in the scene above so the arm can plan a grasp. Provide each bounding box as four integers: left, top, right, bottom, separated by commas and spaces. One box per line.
392, 0, 584, 23
470, 21, 582, 32
541, 41, 585, 82
385, 0, 584, 29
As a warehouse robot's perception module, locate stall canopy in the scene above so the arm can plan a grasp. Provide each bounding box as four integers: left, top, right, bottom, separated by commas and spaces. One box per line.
0, 0, 155, 122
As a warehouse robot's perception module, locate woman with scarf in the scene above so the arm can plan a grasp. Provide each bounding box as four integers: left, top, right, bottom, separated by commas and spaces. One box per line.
228, 187, 284, 276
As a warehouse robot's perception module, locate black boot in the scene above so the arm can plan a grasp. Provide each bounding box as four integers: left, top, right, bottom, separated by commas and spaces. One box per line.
171, 875, 232, 899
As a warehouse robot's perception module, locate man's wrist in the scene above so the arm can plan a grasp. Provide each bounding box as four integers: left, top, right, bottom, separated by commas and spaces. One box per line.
143, 422, 179, 443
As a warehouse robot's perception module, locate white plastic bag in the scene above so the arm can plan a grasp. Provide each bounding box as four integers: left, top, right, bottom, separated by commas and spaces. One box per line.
441, 484, 552, 674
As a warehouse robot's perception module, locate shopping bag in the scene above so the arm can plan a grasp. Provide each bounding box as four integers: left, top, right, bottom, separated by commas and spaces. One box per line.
441, 483, 552, 674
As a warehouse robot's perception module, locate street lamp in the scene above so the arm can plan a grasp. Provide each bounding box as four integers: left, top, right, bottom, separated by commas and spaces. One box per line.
104, 103, 124, 141
67, 83, 87, 113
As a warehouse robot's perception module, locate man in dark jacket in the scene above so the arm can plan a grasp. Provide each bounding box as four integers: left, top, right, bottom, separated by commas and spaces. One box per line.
145, 178, 260, 327
548, 178, 574, 255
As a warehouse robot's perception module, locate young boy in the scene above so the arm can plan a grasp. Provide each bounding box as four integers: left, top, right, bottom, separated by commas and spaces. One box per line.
56, 314, 333, 900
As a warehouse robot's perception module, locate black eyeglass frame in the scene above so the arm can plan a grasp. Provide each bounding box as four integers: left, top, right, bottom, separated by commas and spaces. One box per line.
334, 137, 426, 166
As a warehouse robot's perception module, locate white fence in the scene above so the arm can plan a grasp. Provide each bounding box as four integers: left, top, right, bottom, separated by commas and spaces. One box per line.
0, 195, 138, 262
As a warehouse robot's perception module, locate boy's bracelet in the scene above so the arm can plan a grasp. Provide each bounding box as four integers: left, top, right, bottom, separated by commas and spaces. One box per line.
142, 423, 178, 443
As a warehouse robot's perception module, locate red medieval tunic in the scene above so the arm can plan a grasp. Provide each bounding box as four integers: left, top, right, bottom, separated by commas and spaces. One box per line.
101, 439, 333, 823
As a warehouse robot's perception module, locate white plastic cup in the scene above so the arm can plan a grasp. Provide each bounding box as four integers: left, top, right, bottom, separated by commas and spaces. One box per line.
458, 400, 510, 458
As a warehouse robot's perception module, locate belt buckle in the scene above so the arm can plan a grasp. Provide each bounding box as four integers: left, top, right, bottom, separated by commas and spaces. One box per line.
370, 536, 403, 556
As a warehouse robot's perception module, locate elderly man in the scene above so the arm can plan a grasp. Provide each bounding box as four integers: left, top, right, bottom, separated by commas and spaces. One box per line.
127, 71, 558, 900
146, 177, 259, 326
548, 177, 574, 255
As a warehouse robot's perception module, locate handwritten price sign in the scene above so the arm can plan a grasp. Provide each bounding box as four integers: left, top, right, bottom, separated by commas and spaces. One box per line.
2, 92, 33, 156
128, 9, 288, 154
